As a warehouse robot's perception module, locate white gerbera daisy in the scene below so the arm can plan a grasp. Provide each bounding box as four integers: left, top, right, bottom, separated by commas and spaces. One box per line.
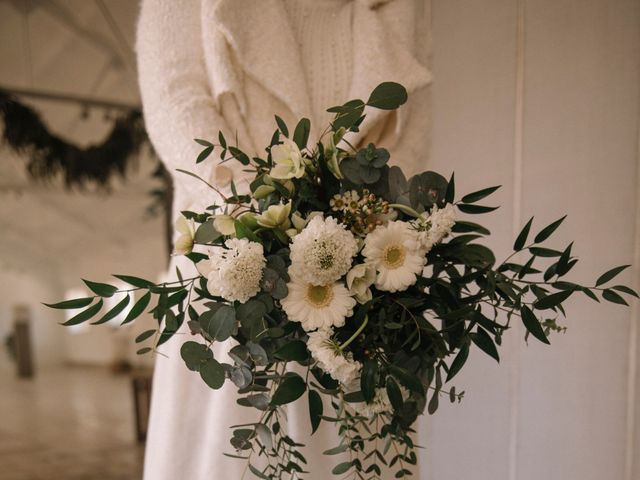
200, 238, 266, 303
362, 221, 426, 292
306, 329, 361, 388
289, 215, 359, 285
281, 276, 356, 331
412, 203, 457, 251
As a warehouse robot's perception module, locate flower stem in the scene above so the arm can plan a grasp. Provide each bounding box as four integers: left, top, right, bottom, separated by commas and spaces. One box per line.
339, 315, 368, 352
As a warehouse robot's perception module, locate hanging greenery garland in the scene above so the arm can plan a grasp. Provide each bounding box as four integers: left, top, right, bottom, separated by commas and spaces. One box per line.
0, 88, 152, 189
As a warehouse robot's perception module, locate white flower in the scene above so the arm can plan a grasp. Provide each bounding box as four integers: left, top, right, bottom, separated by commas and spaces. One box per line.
200, 238, 266, 303
256, 201, 292, 230
306, 329, 361, 388
281, 276, 356, 331
213, 215, 236, 236
413, 203, 457, 251
362, 221, 426, 292
356, 385, 410, 418
346, 263, 376, 304
270, 138, 305, 179
289, 216, 359, 285
174, 215, 195, 255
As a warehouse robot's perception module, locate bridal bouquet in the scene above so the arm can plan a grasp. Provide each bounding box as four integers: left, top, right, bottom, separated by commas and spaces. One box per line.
47, 83, 635, 479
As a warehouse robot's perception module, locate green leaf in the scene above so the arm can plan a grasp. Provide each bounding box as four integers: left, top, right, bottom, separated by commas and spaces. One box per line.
61, 299, 103, 326
135, 329, 156, 343
44, 297, 94, 309
83, 279, 118, 297
521, 306, 550, 344
529, 247, 562, 257
234, 220, 259, 242
460, 185, 500, 204
452, 221, 490, 235
533, 290, 573, 310
514, 216, 534, 251
366, 82, 408, 110
194, 220, 221, 244
113, 274, 154, 288
602, 289, 628, 305
308, 390, 323, 434
271, 374, 306, 405
332, 461, 354, 475
444, 173, 455, 203
180, 341, 213, 372
200, 358, 225, 389
534, 215, 566, 243
386, 377, 404, 411
93, 294, 130, 325
292, 117, 311, 150
200, 305, 236, 342
323, 445, 348, 455
136, 347, 152, 355
194, 138, 213, 147
274, 340, 309, 361
471, 328, 500, 362
612, 285, 639, 298
361, 360, 378, 403
388, 365, 425, 396
596, 265, 631, 287
446, 342, 469, 381
457, 204, 499, 214
122, 291, 151, 325
229, 146, 250, 165
274, 115, 289, 137
196, 145, 213, 164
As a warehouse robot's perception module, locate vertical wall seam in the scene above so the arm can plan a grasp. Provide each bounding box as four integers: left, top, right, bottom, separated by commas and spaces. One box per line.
624, 28, 640, 479
509, 1, 526, 479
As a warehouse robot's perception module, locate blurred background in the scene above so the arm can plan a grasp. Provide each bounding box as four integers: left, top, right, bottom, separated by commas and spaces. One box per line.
0, 1, 638, 480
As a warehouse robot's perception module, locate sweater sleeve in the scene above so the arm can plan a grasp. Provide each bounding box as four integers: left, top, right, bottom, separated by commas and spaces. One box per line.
136, 0, 235, 205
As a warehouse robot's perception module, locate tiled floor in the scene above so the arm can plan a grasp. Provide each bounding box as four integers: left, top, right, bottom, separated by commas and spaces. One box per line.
0, 365, 144, 480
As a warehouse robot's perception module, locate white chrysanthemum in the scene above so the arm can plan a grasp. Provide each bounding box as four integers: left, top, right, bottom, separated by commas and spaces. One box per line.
289, 215, 359, 285
362, 221, 426, 292
281, 276, 356, 331
201, 238, 266, 303
357, 385, 410, 418
307, 329, 361, 388
413, 203, 457, 251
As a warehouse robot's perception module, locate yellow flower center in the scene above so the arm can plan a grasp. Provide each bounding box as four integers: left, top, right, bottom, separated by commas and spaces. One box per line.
382, 244, 406, 269
306, 284, 334, 308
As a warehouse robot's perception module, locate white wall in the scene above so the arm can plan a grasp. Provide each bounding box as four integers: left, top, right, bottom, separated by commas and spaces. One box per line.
422, 1, 640, 479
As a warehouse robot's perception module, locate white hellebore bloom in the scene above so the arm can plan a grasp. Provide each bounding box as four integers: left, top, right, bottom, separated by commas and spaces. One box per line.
306, 329, 361, 388
413, 203, 457, 251
270, 137, 305, 179
362, 221, 426, 292
213, 214, 236, 236
346, 263, 376, 304
198, 238, 266, 303
256, 201, 292, 230
174, 215, 195, 255
289, 215, 359, 285
281, 275, 356, 331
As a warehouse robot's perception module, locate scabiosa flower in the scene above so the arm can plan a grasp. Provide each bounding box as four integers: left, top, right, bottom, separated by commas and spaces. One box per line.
281, 275, 356, 331
306, 329, 361, 388
199, 238, 266, 303
289, 215, 359, 285
362, 221, 426, 292
412, 203, 457, 251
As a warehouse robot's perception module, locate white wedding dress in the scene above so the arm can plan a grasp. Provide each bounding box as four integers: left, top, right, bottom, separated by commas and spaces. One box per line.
137, 0, 431, 478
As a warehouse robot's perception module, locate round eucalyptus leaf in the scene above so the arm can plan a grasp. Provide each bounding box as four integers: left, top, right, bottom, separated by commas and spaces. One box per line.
200, 358, 225, 389
180, 341, 213, 372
